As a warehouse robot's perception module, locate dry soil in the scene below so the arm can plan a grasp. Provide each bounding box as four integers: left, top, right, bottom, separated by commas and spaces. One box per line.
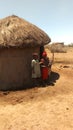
0, 47, 73, 130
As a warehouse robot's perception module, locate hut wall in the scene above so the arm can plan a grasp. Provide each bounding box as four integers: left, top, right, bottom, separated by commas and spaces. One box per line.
0, 47, 39, 90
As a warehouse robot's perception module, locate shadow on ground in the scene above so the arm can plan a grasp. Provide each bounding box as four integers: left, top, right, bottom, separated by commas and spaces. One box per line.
47, 71, 60, 86
0, 71, 60, 105
2, 71, 60, 93
32, 71, 60, 88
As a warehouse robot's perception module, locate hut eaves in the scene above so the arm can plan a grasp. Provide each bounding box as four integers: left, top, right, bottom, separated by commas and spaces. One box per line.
0, 15, 51, 48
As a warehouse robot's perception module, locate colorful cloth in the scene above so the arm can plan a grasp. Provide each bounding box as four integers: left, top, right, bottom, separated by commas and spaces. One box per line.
41, 66, 48, 80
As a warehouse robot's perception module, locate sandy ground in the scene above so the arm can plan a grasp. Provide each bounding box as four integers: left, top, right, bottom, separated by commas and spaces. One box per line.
0, 47, 73, 130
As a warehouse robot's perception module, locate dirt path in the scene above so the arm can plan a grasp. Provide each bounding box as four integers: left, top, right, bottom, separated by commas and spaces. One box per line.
0, 48, 73, 130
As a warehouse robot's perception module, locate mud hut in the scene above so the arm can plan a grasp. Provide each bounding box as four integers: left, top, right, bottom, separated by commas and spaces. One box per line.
0, 15, 51, 90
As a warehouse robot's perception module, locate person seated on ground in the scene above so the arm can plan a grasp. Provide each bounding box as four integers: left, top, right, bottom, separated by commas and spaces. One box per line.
31, 53, 41, 86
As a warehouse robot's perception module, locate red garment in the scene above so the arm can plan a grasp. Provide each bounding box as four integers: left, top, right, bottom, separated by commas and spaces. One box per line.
42, 51, 47, 57
41, 66, 48, 80
41, 52, 49, 80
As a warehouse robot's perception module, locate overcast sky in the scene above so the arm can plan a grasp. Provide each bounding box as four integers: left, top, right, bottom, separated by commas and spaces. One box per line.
0, 0, 73, 44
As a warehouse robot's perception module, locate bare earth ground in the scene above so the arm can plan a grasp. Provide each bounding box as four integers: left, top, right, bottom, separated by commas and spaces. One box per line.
0, 47, 73, 130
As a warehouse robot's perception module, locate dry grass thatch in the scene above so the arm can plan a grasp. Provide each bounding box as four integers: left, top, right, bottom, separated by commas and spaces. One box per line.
0, 15, 51, 48
47, 42, 67, 53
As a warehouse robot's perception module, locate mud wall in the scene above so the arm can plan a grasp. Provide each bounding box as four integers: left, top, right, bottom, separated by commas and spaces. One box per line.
0, 47, 40, 90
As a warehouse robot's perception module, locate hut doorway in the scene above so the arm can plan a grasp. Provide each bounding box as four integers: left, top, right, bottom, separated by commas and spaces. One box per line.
40, 46, 44, 59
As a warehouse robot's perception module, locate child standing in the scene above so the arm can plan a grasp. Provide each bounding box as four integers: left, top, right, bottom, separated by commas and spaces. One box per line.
31, 53, 41, 86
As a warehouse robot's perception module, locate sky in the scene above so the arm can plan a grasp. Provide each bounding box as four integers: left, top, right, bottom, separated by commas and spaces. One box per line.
0, 0, 73, 44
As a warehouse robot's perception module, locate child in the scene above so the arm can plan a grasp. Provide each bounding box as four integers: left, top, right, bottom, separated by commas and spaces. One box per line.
31, 53, 41, 86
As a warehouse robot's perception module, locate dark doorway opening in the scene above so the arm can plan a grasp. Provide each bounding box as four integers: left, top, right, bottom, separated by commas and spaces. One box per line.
40, 46, 44, 59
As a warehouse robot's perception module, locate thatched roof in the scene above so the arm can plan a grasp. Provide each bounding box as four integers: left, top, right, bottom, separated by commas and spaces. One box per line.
0, 15, 51, 48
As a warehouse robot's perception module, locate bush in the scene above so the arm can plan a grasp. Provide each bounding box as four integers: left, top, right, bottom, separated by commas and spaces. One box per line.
49, 43, 67, 53
68, 43, 73, 47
